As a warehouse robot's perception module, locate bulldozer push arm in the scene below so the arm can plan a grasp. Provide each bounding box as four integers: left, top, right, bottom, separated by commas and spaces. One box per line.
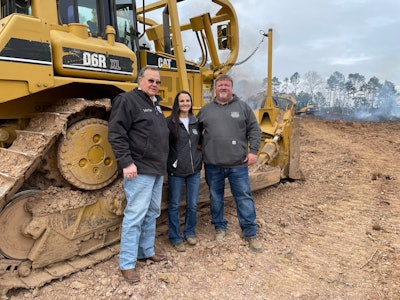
0, 0, 300, 294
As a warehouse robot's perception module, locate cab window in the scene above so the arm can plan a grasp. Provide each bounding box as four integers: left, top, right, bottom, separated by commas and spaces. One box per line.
1, 0, 32, 16
58, 0, 99, 36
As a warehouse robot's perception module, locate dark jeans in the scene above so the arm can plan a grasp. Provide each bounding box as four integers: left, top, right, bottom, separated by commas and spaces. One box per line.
168, 172, 201, 245
205, 165, 258, 238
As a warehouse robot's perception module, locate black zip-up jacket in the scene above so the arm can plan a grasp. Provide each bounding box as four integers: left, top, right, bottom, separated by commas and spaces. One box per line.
167, 114, 202, 177
108, 88, 169, 176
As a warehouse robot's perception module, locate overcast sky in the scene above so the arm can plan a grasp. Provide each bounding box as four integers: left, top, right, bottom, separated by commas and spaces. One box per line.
229, 0, 400, 89
138, 0, 400, 90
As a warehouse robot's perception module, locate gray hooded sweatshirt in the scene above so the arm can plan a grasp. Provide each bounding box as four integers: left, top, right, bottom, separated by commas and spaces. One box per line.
197, 95, 261, 168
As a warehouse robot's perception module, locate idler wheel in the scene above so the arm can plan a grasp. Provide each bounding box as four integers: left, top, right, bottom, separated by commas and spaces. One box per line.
0, 190, 36, 260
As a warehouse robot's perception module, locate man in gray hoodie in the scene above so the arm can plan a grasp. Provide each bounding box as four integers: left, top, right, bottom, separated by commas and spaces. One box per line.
197, 74, 263, 253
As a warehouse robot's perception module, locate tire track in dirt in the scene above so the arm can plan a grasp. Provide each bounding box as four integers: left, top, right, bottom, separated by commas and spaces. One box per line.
254, 118, 400, 298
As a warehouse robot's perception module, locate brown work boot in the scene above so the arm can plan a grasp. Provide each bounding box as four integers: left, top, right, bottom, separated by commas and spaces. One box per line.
121, 268, 140, 283
215, 230, 226, 241
186, 236, 197, 246
245, 237, 263, 253
174, 242, 186, 252
146, 253, 167, 262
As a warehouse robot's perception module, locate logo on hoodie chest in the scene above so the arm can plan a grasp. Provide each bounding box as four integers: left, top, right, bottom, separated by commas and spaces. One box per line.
231, 111, 240, 118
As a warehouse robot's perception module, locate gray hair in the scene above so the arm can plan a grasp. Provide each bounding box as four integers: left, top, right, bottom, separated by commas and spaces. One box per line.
138, 65, 159, 78
215, 74, 233, 86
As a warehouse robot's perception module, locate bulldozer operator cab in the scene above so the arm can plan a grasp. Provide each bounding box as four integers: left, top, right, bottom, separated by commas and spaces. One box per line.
1, 0, 141, 52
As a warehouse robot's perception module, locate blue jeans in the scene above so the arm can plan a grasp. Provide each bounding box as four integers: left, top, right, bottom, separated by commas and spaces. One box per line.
119, 174, 163, 270
168, 172, 201, 245
204, 165, 258, 238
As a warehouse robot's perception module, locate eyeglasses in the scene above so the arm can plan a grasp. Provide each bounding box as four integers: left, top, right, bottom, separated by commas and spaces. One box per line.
147, 79, 162, 85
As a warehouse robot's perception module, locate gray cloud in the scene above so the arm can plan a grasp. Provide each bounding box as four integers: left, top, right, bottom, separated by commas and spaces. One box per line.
230, 0, 400, 88
137, 0, 400, 89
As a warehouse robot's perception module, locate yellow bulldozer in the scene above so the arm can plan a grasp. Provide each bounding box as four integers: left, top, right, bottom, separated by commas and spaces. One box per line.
0, 0, 301, 294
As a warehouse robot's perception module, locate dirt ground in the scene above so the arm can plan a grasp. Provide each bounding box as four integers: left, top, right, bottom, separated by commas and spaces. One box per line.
7, 116, 400, 299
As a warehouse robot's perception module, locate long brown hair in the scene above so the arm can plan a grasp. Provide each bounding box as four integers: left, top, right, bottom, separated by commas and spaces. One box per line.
169, 90, 193, 141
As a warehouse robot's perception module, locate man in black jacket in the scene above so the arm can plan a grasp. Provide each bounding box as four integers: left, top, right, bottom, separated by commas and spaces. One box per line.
108, 66, 169, 283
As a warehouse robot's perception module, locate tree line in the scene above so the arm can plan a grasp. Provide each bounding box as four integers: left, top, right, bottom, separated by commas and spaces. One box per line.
261, 71, 399, 119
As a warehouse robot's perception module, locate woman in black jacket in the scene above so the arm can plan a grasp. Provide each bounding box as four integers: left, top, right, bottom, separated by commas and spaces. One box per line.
167, 91, 202, 252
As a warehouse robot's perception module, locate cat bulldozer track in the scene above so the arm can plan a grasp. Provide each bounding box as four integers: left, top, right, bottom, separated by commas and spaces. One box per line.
0, 0, 301, 295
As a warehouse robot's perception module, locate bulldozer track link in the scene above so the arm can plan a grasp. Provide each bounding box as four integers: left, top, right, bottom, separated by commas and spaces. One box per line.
0, 244, 119, 295
0, 98, 113, 295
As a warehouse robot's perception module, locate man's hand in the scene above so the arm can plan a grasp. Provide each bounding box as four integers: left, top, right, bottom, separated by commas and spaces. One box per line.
245, 153, 258, 165
123, 163, 138, 178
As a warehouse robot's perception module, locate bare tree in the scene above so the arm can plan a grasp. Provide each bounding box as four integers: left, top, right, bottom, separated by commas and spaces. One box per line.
366, 77, 382, 108
346, 73, 366, 108
302, 71, 324, 102
290, 72, 301, 96
282, 77, 289, 93
326, 71, 346, 108
272, 76, 281, 94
